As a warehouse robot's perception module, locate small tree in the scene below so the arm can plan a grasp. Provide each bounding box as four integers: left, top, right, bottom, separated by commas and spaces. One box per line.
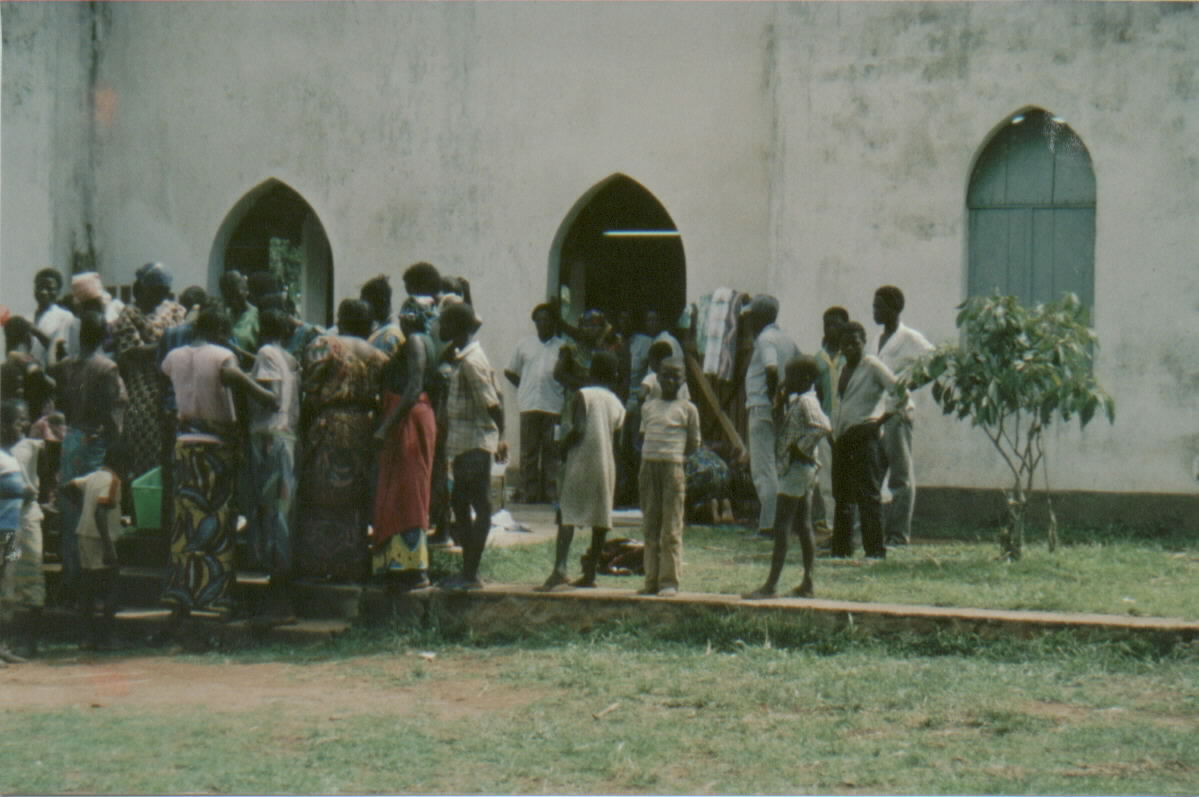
906, 292, 1115, 560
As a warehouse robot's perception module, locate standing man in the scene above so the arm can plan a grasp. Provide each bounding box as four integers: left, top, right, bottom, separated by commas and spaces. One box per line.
812, 306, 849, 534
439, 303, 507, 590
743, 295, 800, 540
830, 322, 897, 560
219, 270, 258, 356
505, 303, 565, 504
361, 275, 404, 358
872, 286, 933, 546
30, 269, 74, 367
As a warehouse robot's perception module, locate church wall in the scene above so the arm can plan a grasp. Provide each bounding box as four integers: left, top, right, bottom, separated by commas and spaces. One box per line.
1, 2, 96, 303
3, 2, 1196, 502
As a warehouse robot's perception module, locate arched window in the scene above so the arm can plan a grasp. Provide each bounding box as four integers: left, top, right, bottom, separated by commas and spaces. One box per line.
209, 179, 334, 326
548, 174, 686, 328
967, 109, 1095, 311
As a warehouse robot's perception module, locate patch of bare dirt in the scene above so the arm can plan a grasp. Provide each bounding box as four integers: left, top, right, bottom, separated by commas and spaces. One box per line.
0, 653, 552, 721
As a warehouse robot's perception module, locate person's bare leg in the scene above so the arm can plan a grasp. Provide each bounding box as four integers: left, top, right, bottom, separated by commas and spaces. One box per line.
743, 495, 798, 599
537, 524, 574, 590
793, 494, 815, 597
573, 527, 608, 587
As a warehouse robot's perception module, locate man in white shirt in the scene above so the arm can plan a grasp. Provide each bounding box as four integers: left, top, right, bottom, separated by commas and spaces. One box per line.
743, 295, 800, 539
30, 269, 74, 367
873, 285, 934, 546
831, 322, 898, 559
505, 303, 565, 504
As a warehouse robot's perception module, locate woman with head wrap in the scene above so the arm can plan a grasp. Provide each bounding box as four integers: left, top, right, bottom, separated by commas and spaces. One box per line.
370, 297, 439, 590
294, 299, 388, 581
110, 263, 187, 492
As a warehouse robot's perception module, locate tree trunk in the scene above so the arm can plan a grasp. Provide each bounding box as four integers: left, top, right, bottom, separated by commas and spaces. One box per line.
1000, 488, 1025, 561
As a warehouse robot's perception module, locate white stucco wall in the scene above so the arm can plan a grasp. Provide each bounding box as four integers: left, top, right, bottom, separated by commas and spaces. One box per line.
3, 1, 1196, 497
1, 2, 94, 306
766, 2, 1199, 494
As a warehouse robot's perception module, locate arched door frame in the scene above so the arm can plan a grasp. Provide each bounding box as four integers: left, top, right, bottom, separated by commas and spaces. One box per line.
208, 177, 335, 326
546, 172, 687, 325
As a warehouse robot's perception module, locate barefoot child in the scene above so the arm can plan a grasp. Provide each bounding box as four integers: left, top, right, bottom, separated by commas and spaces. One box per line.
1, 398, 47, 660
743, 356, 831, 599
537, 351, 624, 590
63, 444, 127, 649
0, 399, 39, 665
638, 358, 700, 597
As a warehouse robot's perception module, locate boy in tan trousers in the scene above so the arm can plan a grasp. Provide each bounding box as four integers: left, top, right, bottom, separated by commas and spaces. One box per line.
637, 359, 700, 597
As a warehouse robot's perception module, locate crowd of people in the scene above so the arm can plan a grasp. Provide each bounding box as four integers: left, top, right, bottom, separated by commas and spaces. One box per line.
0, 259, 932, 659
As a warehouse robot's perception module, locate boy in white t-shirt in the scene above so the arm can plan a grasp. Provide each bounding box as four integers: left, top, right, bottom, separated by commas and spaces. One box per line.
64, 444, 127, 650
637, 359, 700, 597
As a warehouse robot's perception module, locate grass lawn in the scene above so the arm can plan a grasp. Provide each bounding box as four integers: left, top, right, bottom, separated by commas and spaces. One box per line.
5, 522, 1196, 795
4, 626, 1198, 795
472, 523, 1199, 620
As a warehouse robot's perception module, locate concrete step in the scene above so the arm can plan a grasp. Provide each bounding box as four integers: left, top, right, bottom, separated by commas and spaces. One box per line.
42, 563, 367, 621
359, 582, 1199, 644
29, 606, 351, 651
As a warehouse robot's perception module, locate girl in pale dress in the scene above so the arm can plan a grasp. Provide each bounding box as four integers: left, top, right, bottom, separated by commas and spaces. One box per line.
537, 351, 624, 590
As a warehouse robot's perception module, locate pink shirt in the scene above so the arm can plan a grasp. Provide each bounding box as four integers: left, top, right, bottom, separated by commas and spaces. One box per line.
162, 343, 237, 427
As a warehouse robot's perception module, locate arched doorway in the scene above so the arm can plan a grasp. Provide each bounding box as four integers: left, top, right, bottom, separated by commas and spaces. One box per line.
548, 174, 686, 328
209, 179, 334, 326
967, 108, 1096, 311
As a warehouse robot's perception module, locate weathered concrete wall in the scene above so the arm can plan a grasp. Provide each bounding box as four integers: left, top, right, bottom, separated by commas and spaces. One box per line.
3, 2, 1197, 503
767, 2, 1199, 497
1, 2, 96, 304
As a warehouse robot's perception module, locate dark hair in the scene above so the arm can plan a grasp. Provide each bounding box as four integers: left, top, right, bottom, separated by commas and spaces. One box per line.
103, 439, 130, 477
336, 298, 373, 339
531, 303, 557, 323
839, 321, 867, 344
403, 262, 442, 296
874, 285, 905, 314
440, 275, 462, 296
179, 286, 207, 309
785, 355, 821, 389
822, 306, 850, 323
748, 294, 780, 324
439, 302, 481, 339
259, 308, 290, 344
360, 275, 391, 313
589, 350, 619, 386
218, 270, 245, 297
647, 340, 674, 362
1, 397, 29, 427
247, 271, 281, 302
4, 316, 32, 347
194, 301, 232, 342
79, 310, 108, 350
35, 268, 64, 291
658, 356, 684, 374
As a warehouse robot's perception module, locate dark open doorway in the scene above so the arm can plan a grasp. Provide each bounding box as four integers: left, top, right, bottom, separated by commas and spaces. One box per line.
209, 179, 333, 326
548, 174, 686, 329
